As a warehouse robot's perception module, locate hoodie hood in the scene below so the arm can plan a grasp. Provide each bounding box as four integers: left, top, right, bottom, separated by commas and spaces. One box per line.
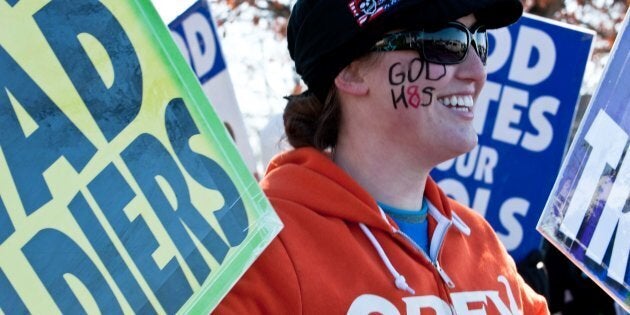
263, 147, 457, 233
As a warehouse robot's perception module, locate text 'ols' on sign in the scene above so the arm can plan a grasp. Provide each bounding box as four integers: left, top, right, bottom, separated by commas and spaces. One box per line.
537, 12, 630, 312
0, 0, 282, 314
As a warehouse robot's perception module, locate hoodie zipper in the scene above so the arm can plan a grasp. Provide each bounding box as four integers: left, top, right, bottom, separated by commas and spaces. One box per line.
393, 228, 459, 314
394, 230, 455, 288
393, 217, 464, 314
375, 205, 460, 309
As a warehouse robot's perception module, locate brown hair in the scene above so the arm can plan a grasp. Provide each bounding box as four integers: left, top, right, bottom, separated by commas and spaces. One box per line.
282, 53, 384, 151
283, 87, 340, 151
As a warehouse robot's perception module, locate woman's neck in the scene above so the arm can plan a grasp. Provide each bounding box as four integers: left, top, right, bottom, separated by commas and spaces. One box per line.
333, 138, 431, 211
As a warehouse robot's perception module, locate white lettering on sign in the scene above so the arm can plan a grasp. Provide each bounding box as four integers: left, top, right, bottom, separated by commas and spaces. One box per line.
474, 84, 560, 152
587, 150, 630, 284
487, 24, 556, 85
436, 145, 499, 184
559, 110, 630, 285
477, 25, 560, 152
490, 86, 560, 152
474, 81, 501, 136
521, 95, 560, 152
508, 26, 556, 85
492, 86, 527, 145
182, 12, 216, 78
170, 12, 217, 80
486, 28, 512, 75
497, 198, 530, 251
436, 179, 492, 218
438, 176, 530, 251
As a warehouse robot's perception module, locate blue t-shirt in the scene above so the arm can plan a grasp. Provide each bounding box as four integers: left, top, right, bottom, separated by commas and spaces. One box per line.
378, 199, 429, 254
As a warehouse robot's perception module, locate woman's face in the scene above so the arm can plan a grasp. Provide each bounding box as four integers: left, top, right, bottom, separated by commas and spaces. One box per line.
348, 14, 485, 166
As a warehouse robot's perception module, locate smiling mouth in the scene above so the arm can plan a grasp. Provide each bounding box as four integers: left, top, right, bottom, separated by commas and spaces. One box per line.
437, 95, 474, 112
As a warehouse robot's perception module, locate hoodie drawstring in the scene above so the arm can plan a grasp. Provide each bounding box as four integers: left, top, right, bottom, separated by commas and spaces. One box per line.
358, 223, 415, 295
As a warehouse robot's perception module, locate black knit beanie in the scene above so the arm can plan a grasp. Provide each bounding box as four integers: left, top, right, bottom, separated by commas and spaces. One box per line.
287, 0, 523, 101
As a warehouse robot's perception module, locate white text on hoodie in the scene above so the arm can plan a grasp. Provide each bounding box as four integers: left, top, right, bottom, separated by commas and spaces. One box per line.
347, 275, 522, 315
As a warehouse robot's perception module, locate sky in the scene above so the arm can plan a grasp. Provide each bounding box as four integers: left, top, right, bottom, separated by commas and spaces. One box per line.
152, 0, 197, 22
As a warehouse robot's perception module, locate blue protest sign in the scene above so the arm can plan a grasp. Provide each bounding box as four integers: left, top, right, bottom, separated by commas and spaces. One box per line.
431, 14, 594, 262
169, 0, 226, 83
538, 13, 630, 311
168, 0, 259, 177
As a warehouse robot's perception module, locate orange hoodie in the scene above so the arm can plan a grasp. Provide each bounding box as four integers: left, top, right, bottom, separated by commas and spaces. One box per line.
215, 148, 549, 314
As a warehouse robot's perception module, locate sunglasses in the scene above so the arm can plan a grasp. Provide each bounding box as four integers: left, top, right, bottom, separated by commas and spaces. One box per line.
372, 21, 488, 65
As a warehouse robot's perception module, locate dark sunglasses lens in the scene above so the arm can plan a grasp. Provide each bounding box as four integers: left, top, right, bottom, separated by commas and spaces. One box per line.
421, 26, 468, 64
474, 29, 488, 64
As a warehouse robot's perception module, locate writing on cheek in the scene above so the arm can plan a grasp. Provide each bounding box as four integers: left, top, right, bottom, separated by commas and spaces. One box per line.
427, 62, 446, 81
407, 85, 421, 107
387, 58, 443, 109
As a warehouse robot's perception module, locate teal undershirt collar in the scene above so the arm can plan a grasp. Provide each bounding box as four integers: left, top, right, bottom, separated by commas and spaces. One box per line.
378, 198, 430, 254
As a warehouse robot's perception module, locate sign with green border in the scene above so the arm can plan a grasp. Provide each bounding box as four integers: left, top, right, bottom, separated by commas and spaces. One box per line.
0, 0, 282, 313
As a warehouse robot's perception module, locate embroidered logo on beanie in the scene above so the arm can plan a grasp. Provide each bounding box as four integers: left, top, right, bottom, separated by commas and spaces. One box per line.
348, 0, 402, 27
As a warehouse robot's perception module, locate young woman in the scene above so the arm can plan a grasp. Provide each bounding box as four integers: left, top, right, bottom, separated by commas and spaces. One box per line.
216, 0, 549, 313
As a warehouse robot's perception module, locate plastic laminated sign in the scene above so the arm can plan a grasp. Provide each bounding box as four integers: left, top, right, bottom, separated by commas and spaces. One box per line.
537, 12, 630, 312
0, 0, 282, 313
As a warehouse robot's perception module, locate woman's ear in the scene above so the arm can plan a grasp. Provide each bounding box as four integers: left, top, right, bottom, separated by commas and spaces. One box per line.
334, 61, 369, 96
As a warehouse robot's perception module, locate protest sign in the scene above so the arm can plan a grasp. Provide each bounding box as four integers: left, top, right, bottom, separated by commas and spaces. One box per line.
537, 12, 630, 311
168, 0, 259, 178
0, 0, 282, 313
431, 13, 595, 262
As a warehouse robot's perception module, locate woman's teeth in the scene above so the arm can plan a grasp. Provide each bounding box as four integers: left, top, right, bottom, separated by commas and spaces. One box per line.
437, 95, 474, 111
